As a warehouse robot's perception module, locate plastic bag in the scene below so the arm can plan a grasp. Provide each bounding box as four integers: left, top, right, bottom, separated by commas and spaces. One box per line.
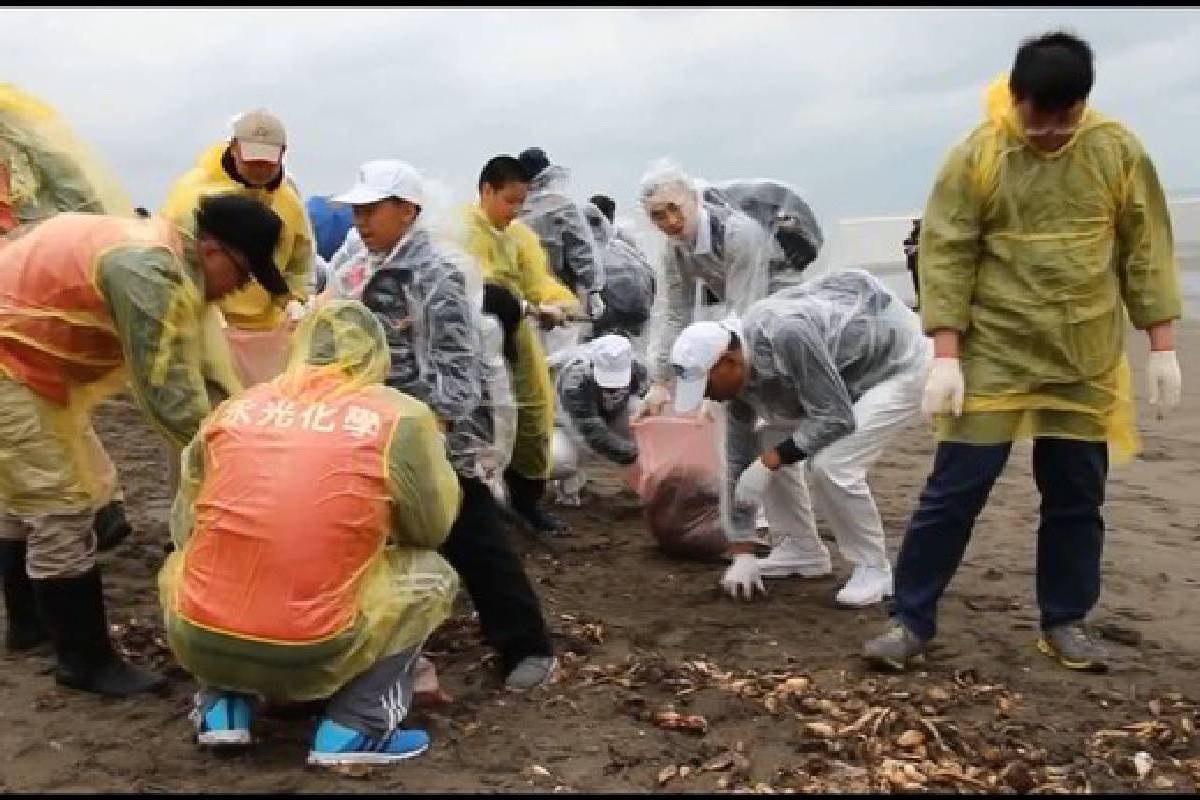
626, 414, 728, 560
225, 325, 292, 387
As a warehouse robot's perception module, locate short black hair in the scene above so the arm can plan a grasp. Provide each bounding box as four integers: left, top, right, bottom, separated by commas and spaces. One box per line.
1009, 31, 1094, 111
589, 194, 616, 222
478, 156, 529, 192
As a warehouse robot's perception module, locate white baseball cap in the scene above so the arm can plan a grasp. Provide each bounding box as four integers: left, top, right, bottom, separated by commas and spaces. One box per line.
669, 320, 737, 414
333, 159, 424, 207
590, 334, 633, 389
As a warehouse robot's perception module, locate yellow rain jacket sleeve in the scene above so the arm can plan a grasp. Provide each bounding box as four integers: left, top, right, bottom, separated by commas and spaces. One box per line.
95, 242, 212, 449
0, 83, 132, 232
920, 77, 1181, 462
456, 203, 575, 307
160, 142, 313, 330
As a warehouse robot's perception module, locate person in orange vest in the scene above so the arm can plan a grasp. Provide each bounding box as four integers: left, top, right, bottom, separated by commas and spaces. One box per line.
1, 82, 140, 561
159, 299, 461, 766
0, 193, 288, 697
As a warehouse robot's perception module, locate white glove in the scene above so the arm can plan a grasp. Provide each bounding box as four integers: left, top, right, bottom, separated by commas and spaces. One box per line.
734, 458, 772, 507
921, 357, 965, 419
721, 554, 766, 600
1147, 350, 1182, 418
587, 292, 605, 318
638, 385, 671, 418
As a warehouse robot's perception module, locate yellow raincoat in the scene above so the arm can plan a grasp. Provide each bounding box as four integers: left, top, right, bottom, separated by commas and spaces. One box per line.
159, 300, 460, 703
160, 142, 313, 329
454, 204, 576, 479
919, 77, 1181, 463
0, 83, 132, 234
161, 142, 314, 394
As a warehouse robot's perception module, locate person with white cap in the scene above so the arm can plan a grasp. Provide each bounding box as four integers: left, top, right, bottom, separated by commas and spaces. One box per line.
327, 159, 558, 693
669, 270, 930, 607
161, 108, 314, 391
549, 334, 649, 505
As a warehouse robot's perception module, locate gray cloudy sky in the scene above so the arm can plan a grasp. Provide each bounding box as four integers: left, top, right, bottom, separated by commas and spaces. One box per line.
7, 7, 1200, 222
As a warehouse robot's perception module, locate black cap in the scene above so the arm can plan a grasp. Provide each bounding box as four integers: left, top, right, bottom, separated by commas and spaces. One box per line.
517, 147, 551, 180
194, 193, 289, 296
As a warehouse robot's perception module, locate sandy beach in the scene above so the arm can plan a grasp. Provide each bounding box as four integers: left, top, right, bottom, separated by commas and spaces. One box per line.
1, 323, 1198, 792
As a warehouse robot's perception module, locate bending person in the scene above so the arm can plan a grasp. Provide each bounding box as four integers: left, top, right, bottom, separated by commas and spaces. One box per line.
669, 270, 930, 607
550, 334, 648, 505
0, 194, 288, 696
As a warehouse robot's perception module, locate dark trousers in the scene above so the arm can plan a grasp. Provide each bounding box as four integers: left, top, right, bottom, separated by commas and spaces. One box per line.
438, 475, 553, 674
891, 438, 1107, 641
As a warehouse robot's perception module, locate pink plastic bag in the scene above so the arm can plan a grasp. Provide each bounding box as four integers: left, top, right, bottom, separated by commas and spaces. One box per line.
627, 415, 729, 560
225, 326, 292, 388
625, 414, 721, 500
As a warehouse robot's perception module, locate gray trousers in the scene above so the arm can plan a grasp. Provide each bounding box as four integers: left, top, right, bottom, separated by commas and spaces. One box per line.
197, 647, 421, 741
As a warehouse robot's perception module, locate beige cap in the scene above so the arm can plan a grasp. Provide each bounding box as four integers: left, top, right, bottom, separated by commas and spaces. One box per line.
232, 109, 286, 162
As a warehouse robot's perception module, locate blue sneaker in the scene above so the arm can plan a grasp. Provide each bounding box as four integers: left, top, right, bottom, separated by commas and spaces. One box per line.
193, 692, 253, 746
307, 719, 430, 766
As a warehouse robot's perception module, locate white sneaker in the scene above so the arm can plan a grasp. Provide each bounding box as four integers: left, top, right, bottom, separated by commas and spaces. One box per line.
756, 543, 833, 579
835, 564, 894, 608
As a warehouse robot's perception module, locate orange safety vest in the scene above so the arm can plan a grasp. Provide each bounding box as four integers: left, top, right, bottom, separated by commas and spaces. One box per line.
177, 369, 400, 645
0, 213, 183, 404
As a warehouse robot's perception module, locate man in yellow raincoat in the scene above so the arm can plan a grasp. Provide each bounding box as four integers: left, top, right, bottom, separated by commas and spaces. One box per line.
453, 155, 579, 534
863, 31, 1182, 674
160, 300, 460, 765
161, 108, 314, 391
0, 193, 289, 697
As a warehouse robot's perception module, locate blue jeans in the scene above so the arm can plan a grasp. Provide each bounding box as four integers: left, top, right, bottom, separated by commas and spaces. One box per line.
891, 438, 1107, 641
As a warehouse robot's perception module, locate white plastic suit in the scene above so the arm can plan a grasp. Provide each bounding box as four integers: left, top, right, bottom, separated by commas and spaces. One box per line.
722, 269, 931, 578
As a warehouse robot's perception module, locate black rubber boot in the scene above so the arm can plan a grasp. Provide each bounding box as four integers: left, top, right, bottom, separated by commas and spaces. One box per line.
94, 500, 134, 553
33, 567, 165, 697
504, 470, 569, 535
0, 540, 48, 651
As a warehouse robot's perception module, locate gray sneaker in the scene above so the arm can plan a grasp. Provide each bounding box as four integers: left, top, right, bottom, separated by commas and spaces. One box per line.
1037, 623, 1108, 673
504, 655, 558, 691
862, 621, 927, 672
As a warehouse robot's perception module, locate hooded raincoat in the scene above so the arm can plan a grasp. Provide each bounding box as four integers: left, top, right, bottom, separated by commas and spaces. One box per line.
159, 300, 460, 703
583, 202, 656, 340
648, 198, 774, 383
517, 165, 605, 298
723, 269, 928, 538
919, 78, 1181, 462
